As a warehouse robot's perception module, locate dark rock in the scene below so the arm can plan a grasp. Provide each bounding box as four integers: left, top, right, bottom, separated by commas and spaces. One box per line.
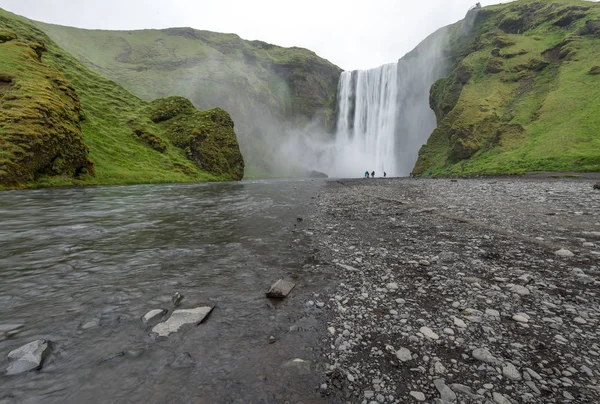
266, 279, 296, 298
308, 170, 328, 179
589, 66, 600, 75
593, 182, 600, 190
554, 12, 587, 28
0, 29, 17, 43
578, 18, 600, 36
485, 57, 504, 74
172, 292, 184, 307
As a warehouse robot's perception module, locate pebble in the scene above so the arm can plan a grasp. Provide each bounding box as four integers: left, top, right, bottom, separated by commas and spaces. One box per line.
419, 326, 439, 340
554, 248, 574, 257
502, 362, 522, 380
396, 347, 412, 362
512, 314, 529, 323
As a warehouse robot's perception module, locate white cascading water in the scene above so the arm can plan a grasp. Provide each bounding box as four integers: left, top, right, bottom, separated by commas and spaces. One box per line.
331, 28, 449, 178
334, 64, 399, 177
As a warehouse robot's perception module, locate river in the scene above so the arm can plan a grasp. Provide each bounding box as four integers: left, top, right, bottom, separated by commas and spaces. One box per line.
0, 180, 331, 404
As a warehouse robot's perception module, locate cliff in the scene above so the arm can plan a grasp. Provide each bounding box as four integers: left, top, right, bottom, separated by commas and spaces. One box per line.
414, 0, 600, 176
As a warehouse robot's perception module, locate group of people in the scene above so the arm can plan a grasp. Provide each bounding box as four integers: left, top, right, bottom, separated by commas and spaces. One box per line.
364, 170, 387, 178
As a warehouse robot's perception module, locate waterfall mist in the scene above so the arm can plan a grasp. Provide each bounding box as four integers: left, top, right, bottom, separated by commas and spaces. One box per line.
331, 27, 450, 178
242, 26, 452, 180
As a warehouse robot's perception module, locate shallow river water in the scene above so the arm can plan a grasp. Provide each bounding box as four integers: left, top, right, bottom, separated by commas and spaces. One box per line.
0, 180, 330, 404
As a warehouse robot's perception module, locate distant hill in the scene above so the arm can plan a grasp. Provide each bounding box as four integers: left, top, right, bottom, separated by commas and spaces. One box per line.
33, 22, 343, 177
0, 8, 244, 189
415, 0, 600, 175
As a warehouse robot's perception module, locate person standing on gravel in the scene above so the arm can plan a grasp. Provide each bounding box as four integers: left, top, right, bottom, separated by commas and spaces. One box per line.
364, 170, 370, 178
371, 171, 375, 178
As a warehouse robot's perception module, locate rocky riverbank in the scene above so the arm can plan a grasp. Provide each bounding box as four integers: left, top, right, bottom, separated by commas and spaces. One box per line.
305, 178, 599, 403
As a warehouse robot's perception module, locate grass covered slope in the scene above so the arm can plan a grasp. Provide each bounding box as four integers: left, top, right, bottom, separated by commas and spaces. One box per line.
415, 0, 600, 176
0, 8, 243, 189
0, 28, 92, 186
32, 22, 342, 174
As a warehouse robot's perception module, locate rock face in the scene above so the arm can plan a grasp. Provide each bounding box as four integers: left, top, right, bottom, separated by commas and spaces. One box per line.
6, 340, 50, 375
151, 306, 213, 337
415, 1, 600, 176
266, 279, 296, 298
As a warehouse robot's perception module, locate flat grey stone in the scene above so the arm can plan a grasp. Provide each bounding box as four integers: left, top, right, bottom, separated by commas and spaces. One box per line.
6, 339, 49, 375
492, 392, 511, 404
152, 306, 213, 337
386, 282, 398, 290
410, 391, 425, 401
502, 362, 522, 380
142, 309, 167, 325
472, 348, 497, 364
419, 326, 439, 340
396, 347, 412, 362
266, 279, 296, 298
510, 285, 530, 296
512, 314, 529, 323
433, 378, 456, 402
453, 317, 467, 328
555, 248, 574, 257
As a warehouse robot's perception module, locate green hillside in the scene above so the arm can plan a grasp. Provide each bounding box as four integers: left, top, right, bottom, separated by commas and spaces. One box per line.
0, 8, 244, 189
33, 22, 343, 176
415, 0, 600, 176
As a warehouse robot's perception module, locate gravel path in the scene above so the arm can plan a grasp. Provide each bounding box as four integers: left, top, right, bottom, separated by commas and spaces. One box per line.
306, 178, 600, 404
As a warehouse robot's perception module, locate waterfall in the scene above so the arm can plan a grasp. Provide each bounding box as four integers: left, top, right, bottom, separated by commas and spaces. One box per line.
332, 29, 449, 178
334, 64, 399, 177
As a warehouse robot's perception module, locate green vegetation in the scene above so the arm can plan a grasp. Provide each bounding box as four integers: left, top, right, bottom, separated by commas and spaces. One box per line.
0, 8, 244, 189
32, 22, 343, 174
415, 0, 600, 176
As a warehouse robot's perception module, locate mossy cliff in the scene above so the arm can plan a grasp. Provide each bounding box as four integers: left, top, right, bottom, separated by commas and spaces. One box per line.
0, 8, 244, 189
0, 29, 92, 186
32, 23, 343, 175
415, 0, 600, 176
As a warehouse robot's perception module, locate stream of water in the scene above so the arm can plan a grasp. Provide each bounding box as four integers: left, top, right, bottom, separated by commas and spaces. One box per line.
0, 180, 330, 404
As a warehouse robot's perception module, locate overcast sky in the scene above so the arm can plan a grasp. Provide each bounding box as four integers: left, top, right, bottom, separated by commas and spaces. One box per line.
1, 0, 513, 70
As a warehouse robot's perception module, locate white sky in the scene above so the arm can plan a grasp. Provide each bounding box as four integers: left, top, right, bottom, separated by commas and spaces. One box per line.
1, 0, 514, 70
